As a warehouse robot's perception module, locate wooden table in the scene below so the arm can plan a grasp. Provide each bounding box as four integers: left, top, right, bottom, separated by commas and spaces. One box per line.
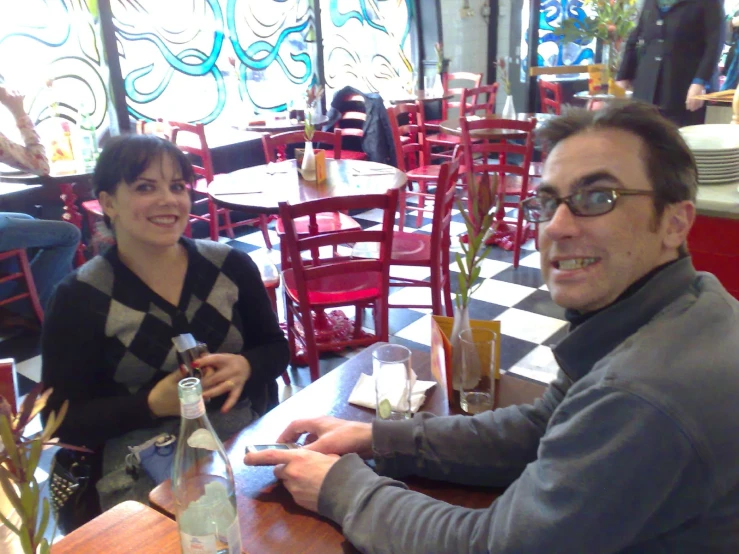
237, 114, 329, 133
439, 112, 554, 139
149, 344, 546, 554
387, 90, 454, 104
51, 501, 179, 553
209, 158, 408, 215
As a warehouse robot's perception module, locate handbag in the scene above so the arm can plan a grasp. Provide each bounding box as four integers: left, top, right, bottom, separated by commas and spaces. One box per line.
124, 432, 177, 485
49, 448, 101, 534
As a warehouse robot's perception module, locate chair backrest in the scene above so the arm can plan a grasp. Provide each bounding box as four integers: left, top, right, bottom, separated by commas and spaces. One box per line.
0, 249, 43, 323
278, 189, 398, 308
262, 129, 343, 163
167, 120, 215, 183
460, 83, 499, 116
459, 117, 536, 197
387, 101, 430, 172
337, 93, 367, 138
429, 158, 462, 264
538, 79, 562, 115
442, 72, 483, 120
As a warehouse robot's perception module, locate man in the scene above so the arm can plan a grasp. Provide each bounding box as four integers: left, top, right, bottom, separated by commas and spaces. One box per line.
0, 77, 80, 319
616, 0, 725, 127
245, 102, 739, 553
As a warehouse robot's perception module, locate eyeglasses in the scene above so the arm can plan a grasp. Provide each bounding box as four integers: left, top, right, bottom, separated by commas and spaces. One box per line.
521, 187, 656, 223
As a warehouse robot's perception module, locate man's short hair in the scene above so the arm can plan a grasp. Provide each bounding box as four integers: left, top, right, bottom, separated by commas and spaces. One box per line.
536, 101, 698, 219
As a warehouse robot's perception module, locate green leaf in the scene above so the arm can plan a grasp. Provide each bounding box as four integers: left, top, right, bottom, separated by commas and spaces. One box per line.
39, 539, 50, 554
0, 465, 24, 517
26, 440, 42, 478
0, 504, 21, 536
34, 498, 50, 546
455, 253, 466, 275
458, 274, 468, 299
20, 481, 35, 521
19, 524, 33, 554
0, 415, 21, 469
471, 265, 481, 282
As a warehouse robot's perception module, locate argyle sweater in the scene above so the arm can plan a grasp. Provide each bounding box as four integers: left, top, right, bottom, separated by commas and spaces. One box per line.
41, 238, 289, 448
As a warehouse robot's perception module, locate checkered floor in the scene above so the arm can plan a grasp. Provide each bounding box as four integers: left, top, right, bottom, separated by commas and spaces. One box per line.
2, 201, 566, 399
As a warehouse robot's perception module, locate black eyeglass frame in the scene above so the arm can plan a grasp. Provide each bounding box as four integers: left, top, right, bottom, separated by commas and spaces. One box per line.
521, 187, 656, 223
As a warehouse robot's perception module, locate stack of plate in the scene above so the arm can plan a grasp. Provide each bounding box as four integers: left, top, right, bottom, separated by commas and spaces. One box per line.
680, 124, 739, 186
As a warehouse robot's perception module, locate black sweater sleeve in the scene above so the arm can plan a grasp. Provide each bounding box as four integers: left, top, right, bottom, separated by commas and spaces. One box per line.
41, 278, 158, 449
227, 249, 289, 404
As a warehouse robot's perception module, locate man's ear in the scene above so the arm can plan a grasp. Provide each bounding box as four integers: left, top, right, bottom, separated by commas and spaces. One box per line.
663, 200, 695, 250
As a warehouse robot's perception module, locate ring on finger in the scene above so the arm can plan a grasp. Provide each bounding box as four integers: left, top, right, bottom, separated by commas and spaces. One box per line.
224, 379, 236, 389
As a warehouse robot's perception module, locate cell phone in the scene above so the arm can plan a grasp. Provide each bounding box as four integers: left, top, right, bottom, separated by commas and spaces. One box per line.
245, 443, 301, 453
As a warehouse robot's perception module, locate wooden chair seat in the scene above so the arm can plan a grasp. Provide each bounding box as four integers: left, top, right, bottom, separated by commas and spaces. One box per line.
282, 268, 382, 306
390, 232, 433, 264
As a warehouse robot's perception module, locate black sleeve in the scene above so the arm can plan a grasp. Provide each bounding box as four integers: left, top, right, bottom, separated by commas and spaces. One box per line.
695, 1, 727, 83
617, 8, 646, 81
41, 279, 158, 449
226, 249, 289, 404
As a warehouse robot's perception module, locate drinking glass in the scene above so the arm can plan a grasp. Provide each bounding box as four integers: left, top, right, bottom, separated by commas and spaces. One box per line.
458, 328, 495, 414
373, 344, 413, 420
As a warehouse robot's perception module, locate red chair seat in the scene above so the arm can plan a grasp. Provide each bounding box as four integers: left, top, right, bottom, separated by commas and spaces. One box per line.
407, 165, 441, 181
391, 232, 431, 264
282, 268, 382, 306
340, 150, 367, 160
275, 212, 360, 235
81, 199, 103, 216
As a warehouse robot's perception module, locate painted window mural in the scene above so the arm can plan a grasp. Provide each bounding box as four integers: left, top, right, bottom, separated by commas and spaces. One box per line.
319, 0, 415, 102
112, 0, 318, 124
0, 0, 111, 136
520, 0, 596, 81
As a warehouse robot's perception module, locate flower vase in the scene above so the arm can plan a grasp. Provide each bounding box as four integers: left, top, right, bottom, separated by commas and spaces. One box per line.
450, 305, 480, 391
432, 73, 444, 96
501, 95, 516, 120
301, 141, 316, 180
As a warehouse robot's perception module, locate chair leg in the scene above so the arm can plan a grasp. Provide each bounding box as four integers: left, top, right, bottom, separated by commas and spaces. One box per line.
430, 270, 442, 316
260, 214, 272, 249
285, 296, 298, 366
443, 271, 454, 317
281, 371, 291, 385
18, 250, 44, 324
398, 186, 407, 232
207, 200, 219, 241
222, 209, 235, 239
512, 214, 526, 269
416, 182, 428, 227
353, 304, 365, 339
301, 308, 321, 382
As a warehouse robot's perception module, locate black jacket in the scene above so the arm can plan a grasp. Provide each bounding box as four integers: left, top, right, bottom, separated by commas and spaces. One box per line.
617, 0, 725, 110
323, 86, 397, 167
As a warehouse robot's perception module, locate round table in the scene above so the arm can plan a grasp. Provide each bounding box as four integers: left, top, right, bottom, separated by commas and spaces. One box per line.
209, 158, 407, 214
573, 90, 633, 110
237, 114, 329, 133
439, 113, 555, 139
388, 90, 454, 104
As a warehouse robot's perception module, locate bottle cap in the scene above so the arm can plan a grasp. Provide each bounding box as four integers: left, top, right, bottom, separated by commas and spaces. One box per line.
178, 376, 203, 403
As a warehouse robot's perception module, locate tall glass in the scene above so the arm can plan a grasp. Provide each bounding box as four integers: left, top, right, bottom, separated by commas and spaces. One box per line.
458, 328, 496, 414
373, 344, 413, 420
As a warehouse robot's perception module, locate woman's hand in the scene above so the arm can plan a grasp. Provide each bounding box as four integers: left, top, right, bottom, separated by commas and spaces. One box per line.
686, 83, 706, 112
147, 370, 183, 418
0, 86, 27, 119
198, 353, 252, 413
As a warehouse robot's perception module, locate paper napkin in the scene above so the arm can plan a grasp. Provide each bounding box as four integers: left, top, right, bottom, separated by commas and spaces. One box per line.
348, 372, 436, 414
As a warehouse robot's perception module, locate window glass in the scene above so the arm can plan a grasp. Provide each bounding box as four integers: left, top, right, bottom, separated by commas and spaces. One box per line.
112, 0, 318, 125
319, 0, 415, 102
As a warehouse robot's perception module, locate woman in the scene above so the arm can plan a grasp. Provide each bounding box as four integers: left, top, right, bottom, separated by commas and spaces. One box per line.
616, 0, 725, 127
41, 134, 289, 511
721, 9, 739, 91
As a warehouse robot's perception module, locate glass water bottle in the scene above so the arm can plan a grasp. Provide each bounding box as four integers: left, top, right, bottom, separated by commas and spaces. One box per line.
172, 377, 242, 554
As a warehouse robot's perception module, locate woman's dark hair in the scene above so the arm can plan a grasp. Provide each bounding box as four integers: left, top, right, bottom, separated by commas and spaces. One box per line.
536, 101, 698, 218
93, 133, 195, 197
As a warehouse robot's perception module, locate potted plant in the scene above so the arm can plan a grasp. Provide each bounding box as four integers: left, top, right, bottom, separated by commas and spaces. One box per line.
0, 386, 84, 554
300, 113, 317, 180
496, 57, 516, 118
451, 171, 500, 389
560, 0, 639, 94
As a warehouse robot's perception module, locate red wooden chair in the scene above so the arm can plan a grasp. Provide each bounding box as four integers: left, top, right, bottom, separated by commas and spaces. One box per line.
426, 72, 483, 160
538, 79, 563, 115
389, 158, 461, 316
278, 190, 398, 381
169, 121, 271, 245
388, 102, 462, 230
459, 117, 538, 268
335, 93, 368, 161
262, 130, 361, 269
460, 83, 499, 117
0, 249, 44, 324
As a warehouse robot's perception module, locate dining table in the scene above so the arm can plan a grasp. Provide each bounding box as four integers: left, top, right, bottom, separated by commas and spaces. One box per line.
439, 112, 557, 139
50, 500, 180, 554
208, 158, 407, 215
387, 89, 454, 104
237, 113, 329, 133
149, 343, 547, 554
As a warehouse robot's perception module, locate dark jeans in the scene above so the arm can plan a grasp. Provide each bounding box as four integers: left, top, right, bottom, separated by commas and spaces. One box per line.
0, 212, 80, 310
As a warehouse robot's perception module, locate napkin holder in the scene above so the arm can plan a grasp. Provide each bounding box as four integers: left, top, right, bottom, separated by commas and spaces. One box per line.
430, 316, 501, 405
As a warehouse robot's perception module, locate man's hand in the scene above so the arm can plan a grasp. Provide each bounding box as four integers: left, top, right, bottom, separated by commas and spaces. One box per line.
686, 83, 706, 112
198, 353, 251, 413
244, 449, 340, 512
0, 86, 27, 119
274, 416, 374, 458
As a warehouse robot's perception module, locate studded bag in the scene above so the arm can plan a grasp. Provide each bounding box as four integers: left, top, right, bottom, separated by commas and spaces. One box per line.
49, 448, 100, 534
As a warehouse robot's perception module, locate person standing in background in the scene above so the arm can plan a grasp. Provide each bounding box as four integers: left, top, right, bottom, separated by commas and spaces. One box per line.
721, 8, 739, 91
0, 75, 80, 321
616, 0, 725, 127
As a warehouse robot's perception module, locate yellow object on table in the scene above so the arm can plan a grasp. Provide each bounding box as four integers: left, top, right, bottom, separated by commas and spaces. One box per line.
587, 66, 605, 95
315, 149, 327, 183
